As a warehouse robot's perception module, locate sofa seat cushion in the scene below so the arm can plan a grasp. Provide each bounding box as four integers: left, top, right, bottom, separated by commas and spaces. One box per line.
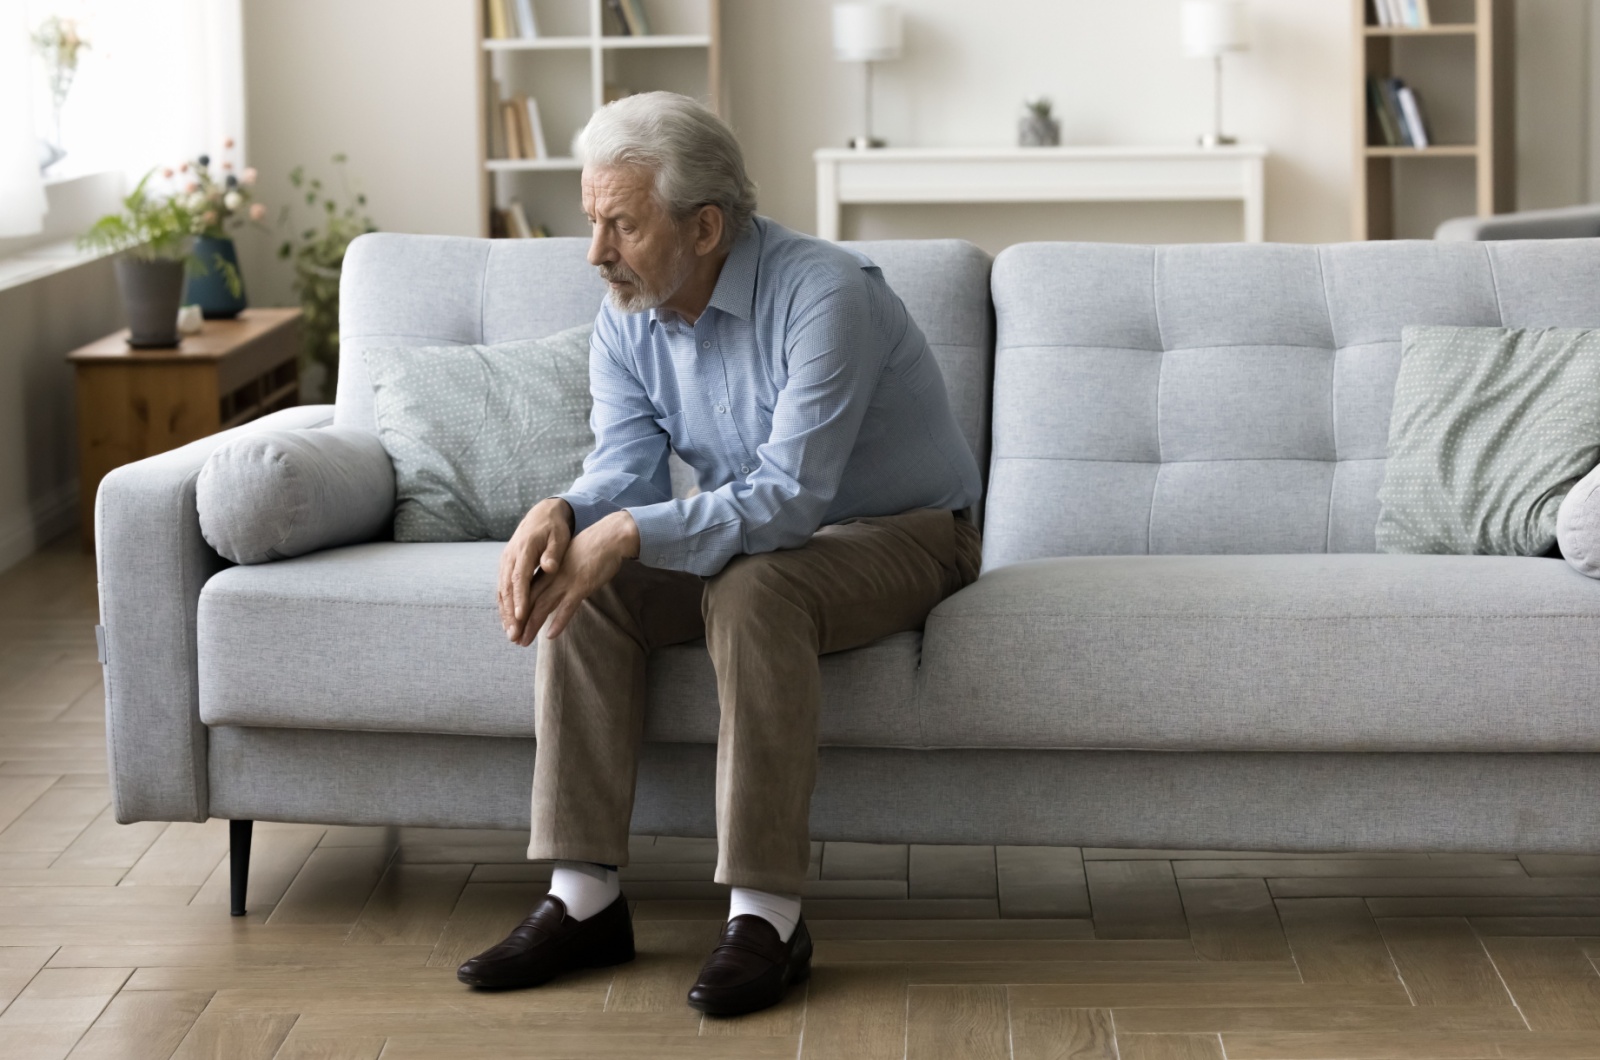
918, 553, 1600, 752
197, 542, 920, 745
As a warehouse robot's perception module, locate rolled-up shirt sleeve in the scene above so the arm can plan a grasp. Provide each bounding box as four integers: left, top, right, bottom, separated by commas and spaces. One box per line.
625, 278, 885, 575
555, 325, 673, 533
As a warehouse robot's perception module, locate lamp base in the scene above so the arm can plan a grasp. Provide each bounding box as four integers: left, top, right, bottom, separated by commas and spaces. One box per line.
1198, 132, 1238, 149
848, 135, 888, 150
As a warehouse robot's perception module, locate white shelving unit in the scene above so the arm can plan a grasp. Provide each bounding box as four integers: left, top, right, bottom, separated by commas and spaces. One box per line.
475, 0, 721, 238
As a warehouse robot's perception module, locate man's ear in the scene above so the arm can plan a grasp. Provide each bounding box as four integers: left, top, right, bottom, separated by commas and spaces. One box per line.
693, 204, 725, 257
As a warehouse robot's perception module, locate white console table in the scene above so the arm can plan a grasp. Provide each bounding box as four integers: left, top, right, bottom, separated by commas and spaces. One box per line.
814, 145, 1268, 243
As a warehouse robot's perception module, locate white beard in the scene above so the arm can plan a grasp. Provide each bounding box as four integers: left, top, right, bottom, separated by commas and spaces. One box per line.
600, 244, 695, 314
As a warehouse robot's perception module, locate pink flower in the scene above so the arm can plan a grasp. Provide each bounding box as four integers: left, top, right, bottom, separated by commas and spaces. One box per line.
223, 136, 235, 149
161, 167, 174, 179
241, 167, 257, 186
249, 202, 267, 221
178, 161, 189, 173
221, 160, 233, 171
201, 211, 217, 226
184, 180, 199, 193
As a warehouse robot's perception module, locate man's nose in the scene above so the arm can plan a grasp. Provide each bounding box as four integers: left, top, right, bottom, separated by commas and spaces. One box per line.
587, 228, 613, 268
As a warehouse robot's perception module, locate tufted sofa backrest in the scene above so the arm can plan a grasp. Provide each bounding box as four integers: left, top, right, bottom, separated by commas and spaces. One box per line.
335, 233, 994, 478
982, 239, 1600, 570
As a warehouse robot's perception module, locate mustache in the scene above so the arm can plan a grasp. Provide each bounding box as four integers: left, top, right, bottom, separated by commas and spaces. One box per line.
598, 262, 641, 285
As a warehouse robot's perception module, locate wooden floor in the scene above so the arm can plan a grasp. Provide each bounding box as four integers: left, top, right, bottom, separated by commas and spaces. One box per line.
3, 541, 1600, 1058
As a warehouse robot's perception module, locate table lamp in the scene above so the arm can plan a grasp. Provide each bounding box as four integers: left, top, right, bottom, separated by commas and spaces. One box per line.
1181, 0, 1249, 148
833, 3, 903, 149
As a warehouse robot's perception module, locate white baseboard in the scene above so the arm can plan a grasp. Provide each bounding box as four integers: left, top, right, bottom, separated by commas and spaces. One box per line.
0, 479, 80, 575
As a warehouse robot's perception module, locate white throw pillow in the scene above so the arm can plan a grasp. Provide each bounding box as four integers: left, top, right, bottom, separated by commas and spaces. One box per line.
197, 427, 396, 564
363, 325, 595, 542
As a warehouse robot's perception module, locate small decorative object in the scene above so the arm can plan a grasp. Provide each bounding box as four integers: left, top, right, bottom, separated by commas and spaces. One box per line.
179, 139, 264, 319
30, 16, 88, 174
1181, 0, 1250, 148
79, 170, 201, 347
1018, 98, 1060, 148
176, 305, 205, 335
832, 3, 903, 149
277, 154, 378, 403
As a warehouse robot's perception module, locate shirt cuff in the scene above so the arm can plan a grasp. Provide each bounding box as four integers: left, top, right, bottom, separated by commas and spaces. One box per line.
624, 500, 688, 569
556, 492, 621, 535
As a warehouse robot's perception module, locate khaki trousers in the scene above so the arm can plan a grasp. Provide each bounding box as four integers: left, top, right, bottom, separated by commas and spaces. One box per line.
528, 507, 983, 894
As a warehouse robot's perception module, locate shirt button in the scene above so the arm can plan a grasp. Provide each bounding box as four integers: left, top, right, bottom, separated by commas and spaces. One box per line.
716, 403, 727, 414
740, 465, 751, 474
701, 340, 711, 349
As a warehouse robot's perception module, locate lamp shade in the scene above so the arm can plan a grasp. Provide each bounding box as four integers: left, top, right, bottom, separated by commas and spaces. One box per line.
833, 3, 903, 63
1181, 0, 1249, 57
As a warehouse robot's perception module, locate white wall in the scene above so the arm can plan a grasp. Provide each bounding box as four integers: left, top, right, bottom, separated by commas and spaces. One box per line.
234, 0, 483, 310
236, 0, 1600, 269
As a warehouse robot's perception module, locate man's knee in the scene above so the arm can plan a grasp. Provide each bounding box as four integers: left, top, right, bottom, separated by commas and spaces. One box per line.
702, 552, 808, 627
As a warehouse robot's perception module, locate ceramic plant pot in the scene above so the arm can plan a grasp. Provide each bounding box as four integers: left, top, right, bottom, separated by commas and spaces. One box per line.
1018, 114, 1061, 147
114, 256, 186, 348
184, 235, 248, 319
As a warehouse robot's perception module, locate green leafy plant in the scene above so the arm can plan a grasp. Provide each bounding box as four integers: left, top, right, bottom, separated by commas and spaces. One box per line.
78, 169, 199, 263
277, 154, 377, 402
1025, 97, 1054, 120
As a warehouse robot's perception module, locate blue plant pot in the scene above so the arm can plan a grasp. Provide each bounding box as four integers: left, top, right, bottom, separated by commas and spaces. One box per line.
184, 235, 248, 319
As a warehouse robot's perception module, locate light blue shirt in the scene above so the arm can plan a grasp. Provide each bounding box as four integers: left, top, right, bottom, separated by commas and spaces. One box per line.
558, 216, 982, 577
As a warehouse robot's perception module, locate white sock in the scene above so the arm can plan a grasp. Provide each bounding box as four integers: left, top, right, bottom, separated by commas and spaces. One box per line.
728, 887, 802, 943
548, 861, 620, 921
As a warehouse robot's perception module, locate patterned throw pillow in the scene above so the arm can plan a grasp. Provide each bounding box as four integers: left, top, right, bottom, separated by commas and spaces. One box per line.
364, 325, 594, 542
1377, 326, 1600, 556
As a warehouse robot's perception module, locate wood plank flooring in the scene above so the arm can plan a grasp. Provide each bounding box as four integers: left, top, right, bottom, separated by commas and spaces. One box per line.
4, 539, 1600, 1058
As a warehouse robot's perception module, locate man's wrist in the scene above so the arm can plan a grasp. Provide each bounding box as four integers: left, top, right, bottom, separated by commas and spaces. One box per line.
544, 497, 576, 534
600, 510, 640, 560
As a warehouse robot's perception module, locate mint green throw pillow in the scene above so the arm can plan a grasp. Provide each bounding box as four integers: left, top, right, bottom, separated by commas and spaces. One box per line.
364, 325, 594, 542
1376, 326, 1600, 556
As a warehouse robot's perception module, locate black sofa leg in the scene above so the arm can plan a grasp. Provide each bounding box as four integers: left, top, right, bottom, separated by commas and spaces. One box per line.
230, 819, 253, 917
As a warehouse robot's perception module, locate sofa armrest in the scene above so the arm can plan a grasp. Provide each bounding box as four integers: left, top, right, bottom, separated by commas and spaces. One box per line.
96, 404, 335, 823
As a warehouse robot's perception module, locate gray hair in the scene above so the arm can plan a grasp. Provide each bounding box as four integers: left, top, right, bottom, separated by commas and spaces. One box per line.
574, 92, 757, 249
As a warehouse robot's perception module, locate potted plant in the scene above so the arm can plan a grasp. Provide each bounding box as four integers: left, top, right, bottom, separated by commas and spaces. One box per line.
178, 140, 266, 319
1019, 97, 1061, 147
277, 154, 377, 402
79, 171, 200, 347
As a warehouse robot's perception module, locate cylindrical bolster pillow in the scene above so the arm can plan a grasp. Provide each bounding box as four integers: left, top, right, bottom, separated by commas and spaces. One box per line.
197, 428, 396, 564
1557, 462, 1600, 578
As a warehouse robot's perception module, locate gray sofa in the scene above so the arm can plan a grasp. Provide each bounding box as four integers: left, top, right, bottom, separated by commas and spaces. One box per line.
96, 234, 1600, 914
1436, 203, 1600, 241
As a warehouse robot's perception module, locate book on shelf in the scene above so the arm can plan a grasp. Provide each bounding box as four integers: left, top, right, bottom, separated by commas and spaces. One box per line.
1396, 84, 1431, 147
604, 0, 631, 35
492, 200, 552, 238
1378, 79, 1412, 146
486, 0, 509, 38
619, 0, 652, 36
1368, 77, 1431, 148
496, 95, 549, 160
1372, 0, 1430, 28
514, 0, 539, 38
500, 100, 524, 158
525, 96, 549, 159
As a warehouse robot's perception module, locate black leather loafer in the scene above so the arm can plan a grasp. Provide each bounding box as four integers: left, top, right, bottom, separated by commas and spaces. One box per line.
687, 914, 812, 1016
456, 893, 634, 989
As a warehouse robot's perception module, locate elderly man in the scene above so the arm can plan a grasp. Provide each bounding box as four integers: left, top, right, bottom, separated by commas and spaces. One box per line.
456, 92, 983, 1016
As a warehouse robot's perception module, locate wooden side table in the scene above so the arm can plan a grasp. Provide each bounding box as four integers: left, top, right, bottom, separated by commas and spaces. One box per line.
67, 307, 303, 549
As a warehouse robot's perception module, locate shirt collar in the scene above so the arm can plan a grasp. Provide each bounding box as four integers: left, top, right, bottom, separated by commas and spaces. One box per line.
647, 217, 762, 330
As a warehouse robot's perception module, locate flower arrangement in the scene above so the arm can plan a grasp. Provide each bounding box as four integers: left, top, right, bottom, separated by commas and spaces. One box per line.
170, 138, 265, 239
277, 154, 379, 401
31, 15, 89, 160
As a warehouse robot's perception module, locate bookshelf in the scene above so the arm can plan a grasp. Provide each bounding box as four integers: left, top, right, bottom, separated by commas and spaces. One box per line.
1352, 0, 1515, 240
474, 0, 722, 238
